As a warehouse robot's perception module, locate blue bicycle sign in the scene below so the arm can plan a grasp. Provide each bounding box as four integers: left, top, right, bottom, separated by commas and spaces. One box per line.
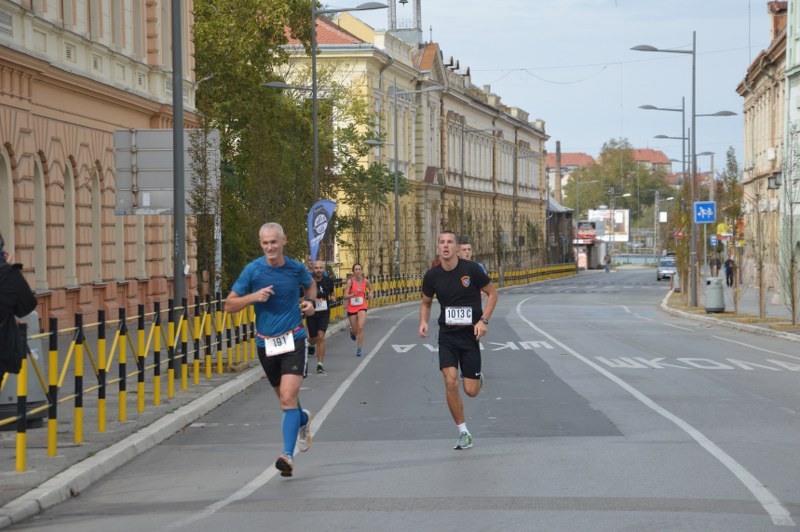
694, 201, 716, 224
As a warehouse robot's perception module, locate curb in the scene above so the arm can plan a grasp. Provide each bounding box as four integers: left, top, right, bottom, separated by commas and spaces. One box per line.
660, 292, 800, 343
0, 367, 264, 529
0, 298, 421, 528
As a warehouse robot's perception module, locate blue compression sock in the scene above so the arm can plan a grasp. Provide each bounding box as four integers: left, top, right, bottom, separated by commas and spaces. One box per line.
282, 409, 301, 456
297, 400, 308, 426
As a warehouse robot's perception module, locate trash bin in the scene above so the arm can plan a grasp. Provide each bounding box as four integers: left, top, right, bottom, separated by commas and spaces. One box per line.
1, 311, 47, 428
704, 277, 725, 313
671, 270, 681, 292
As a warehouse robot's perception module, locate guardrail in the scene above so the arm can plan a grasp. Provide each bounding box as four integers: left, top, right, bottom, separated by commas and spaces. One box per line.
0, 263, 575, 472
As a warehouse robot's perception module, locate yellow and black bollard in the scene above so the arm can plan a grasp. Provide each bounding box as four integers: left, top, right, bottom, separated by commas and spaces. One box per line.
97, 310, 107, 433
153, 302, 162, 406
192, 295, 201, 384
137, 304, 146, 414
16, 323, 28, 472
180, 297, 189, 391
47, 317, 59, 456
74, 313, 85, 444
167, 299, 175, 399
118, 307, 127, 422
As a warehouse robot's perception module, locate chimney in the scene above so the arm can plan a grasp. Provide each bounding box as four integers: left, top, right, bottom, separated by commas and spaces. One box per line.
768, 2, 788, 41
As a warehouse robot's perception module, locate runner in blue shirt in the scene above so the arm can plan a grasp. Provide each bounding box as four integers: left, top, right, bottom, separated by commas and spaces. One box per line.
225, 222, 316, 478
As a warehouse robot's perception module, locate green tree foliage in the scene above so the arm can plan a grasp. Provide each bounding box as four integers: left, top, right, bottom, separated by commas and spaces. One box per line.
718, 146, 743, 225
561, 138, 671, 227
333, 96, 404, 269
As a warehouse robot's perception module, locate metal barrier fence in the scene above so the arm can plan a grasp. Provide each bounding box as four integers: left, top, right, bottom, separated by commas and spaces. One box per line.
0, 264, 575, 472
0, 295, 257, 472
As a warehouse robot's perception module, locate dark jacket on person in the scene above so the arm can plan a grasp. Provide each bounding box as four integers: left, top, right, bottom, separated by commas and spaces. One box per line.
0, 262, 38, 375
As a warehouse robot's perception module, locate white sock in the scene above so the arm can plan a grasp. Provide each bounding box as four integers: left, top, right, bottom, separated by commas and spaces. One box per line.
457, 423, 468, 435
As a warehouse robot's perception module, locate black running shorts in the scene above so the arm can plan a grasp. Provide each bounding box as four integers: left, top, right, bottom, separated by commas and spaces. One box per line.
257, 341, 307, 387
306, 312, 330, 337
438, 328, 481, 379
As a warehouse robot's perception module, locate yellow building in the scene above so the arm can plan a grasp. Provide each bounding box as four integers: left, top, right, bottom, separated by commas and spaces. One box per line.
0, 0, 196, 323
285, 11, 548, 278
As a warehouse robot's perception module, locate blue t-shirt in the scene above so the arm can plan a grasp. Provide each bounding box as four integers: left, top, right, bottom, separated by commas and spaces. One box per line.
231, 256, 312, 346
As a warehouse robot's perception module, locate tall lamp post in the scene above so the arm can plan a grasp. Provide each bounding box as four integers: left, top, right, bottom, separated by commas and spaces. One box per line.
633, 33, 699, 305
311, 2, 387, 199
369, 81, 443, 277
633, 34, 736, 306
460, 125, 501, 238
391, 81, 443, 276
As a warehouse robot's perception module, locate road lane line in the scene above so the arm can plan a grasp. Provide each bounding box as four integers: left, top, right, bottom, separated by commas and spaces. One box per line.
713, 336, 800, 361
635, 314, 694, 331
166, 310, 416, 530
516, 296, 794, 527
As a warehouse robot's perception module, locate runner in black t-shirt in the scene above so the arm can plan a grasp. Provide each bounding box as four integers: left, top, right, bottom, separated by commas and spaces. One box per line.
307, 260, 335, 374
420, 230, 498, 450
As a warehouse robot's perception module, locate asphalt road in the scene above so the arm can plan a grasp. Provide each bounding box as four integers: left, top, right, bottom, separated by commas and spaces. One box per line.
11, 269, 800, 531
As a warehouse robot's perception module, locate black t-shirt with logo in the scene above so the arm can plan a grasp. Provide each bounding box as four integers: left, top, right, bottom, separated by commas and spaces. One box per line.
422, 259, 490, 328
311, 274, 335, 315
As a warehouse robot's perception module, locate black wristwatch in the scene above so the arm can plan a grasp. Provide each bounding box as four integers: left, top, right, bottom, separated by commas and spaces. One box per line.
481, 318, 489, 325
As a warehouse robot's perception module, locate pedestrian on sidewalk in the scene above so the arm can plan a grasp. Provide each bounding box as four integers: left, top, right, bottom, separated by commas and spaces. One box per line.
724, 257, 736, 287
419, 230, 498, 450
345, 263, 372, 357
604, 253, 611, 273
307, 260, 334, 374
224, 223, 315, 478
0, 232, 38, 387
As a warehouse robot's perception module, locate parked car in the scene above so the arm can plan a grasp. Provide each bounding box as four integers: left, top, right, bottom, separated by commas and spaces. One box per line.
657, 257, 677, 281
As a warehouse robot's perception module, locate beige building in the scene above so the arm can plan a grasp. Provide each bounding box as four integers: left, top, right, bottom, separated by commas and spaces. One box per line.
286, 10, 548, 276
0, 0, 196, 324
737, 2, 786, 293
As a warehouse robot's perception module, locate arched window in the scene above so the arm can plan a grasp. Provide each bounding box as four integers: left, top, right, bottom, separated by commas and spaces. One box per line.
0, 145, 13, 250
64, 158, 77, 286
33, 154, 47, 291
91, 166, 102, 282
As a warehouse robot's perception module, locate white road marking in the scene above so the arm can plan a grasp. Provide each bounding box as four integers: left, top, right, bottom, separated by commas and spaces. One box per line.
517, 296, 794, 527
713, 335, 800, 361
636, 314, 694, 331
166, 311, 416, 530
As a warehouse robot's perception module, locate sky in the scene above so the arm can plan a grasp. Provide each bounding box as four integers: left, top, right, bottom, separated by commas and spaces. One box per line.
352, 0, 774, 175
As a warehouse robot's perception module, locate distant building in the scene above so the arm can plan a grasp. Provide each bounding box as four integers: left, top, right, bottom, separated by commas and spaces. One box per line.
737, 0, 787, 294
545, 152, 595, 194
631, 149, 671, 173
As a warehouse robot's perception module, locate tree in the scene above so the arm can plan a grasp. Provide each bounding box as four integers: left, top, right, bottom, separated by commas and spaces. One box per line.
193, 0, 314, 290
333, 97, 405, 274
781, 130, 800, 325
718, 146, 743, 312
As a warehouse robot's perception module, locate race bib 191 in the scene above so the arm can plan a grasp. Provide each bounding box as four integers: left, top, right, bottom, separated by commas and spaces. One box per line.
315, 300, 328, 311
264, 330, 295, 356
445, 306, 472, 325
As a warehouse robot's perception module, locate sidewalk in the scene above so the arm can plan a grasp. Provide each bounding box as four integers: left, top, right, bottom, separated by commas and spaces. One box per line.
0, 306, 382, 528
661, 276, 800, 343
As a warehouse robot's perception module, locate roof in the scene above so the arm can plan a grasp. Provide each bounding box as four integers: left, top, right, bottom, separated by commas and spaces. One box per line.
548, 196, 572, 213
285, 17, 365, 46
545, 152, 595, 169
632, 149, 671, 165
415, 43, 440, 72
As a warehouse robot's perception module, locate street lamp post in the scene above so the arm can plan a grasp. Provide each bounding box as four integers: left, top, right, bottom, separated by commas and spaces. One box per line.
633, 33, 699, 305
633, 35, 736, 306
311, 2, 387, 199
460, 125, 501, 238
368, 81, 443, 277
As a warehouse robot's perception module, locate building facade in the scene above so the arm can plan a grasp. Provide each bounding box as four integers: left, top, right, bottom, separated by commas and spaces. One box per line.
286, 9, 548, 277
0, 0, 196, 323
738, 1, 786, 294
